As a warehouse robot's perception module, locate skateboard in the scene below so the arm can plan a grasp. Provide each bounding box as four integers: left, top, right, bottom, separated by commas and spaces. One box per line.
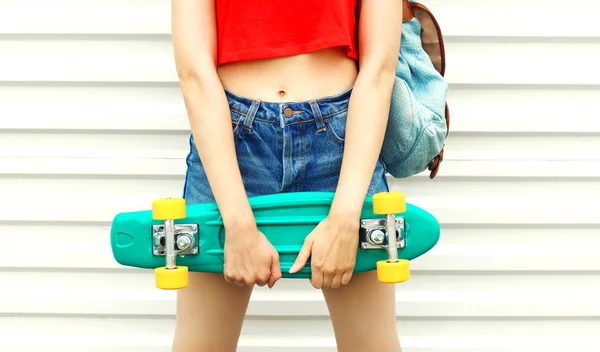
110, 191, 440, 290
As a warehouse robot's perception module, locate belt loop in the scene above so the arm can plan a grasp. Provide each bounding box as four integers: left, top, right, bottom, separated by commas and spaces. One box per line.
309, 100, 326, 133
242, 100, 260, 130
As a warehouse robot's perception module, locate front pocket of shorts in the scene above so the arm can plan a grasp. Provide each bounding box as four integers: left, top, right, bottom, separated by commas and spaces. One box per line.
324, 113, 346, 144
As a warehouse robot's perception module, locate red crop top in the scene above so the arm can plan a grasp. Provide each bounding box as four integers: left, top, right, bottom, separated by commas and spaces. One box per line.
215, 0, 357, 66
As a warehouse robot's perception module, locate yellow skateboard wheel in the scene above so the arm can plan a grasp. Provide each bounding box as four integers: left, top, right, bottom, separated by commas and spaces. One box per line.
155, 266, 188, 290
152, 197, 186, 220
373, 192, 406, 214
376, 259, 410, 283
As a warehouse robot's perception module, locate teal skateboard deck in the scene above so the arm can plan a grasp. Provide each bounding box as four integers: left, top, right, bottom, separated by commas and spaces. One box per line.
110, 191, 440, 289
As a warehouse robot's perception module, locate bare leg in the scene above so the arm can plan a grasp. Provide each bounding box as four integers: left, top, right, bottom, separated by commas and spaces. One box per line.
172, 272, 253, 352
322, 271, 401, 352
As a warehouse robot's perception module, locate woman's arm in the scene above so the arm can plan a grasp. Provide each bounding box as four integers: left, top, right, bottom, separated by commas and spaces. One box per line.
171, 0, 281, 287
171, 0, 254, 230
329, 0, 404, 221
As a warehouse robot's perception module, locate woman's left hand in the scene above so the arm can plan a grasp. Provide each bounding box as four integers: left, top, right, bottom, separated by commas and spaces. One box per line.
289, 214, 359, 289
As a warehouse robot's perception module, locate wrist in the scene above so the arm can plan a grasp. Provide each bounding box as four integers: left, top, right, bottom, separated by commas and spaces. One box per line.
330, 192, 364, 220
224, 215, 256, 235
328, 204, 362, 231
329, 206, 361, 223
220, 204, 257, 236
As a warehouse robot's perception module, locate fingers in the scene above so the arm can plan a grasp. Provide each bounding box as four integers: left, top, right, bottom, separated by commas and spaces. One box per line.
224, 274, 247, 287
322, 271, 333, 289
224, 267, 271, 287
312, 265, 353, 289
330, 274, 342, 289
223, 270, 241, 286
310, 268, 324, 289
341, 271, 352, 286
224, 275, 253, 286
255, 272, 270, 287
314, 272, 351, 289
289, 236, 314, 274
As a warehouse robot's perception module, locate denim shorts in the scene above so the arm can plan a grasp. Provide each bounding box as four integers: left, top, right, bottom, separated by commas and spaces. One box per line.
182, 84, 390, 205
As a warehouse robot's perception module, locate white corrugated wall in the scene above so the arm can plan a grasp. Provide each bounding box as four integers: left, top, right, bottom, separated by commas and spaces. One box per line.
1, 0, 599, 351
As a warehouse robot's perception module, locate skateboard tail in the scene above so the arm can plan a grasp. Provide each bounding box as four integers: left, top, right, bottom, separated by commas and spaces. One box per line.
110, 210, 156, 269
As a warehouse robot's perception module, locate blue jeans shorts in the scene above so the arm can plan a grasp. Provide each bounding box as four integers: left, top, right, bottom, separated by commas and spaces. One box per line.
182, 84, 390, 205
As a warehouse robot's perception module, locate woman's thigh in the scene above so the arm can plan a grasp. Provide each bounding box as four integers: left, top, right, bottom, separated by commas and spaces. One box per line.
172, 273, 253, 352
322, 271, 402, 352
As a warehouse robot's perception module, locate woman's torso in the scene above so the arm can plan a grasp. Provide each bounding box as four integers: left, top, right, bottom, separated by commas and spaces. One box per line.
214, 0, 358, 102
217, 47, 358, 102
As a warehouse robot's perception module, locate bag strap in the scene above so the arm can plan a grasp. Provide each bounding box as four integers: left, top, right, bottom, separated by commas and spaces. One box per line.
410, 2, 445, 75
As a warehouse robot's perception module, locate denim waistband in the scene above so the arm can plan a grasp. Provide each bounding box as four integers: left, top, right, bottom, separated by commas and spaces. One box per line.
224, 83, 354, 128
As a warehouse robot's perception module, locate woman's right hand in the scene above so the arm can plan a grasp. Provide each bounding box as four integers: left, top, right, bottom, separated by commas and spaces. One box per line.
223, 224, 282, 289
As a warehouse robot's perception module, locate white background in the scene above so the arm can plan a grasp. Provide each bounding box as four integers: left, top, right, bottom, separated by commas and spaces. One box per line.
1, 0, 600, 351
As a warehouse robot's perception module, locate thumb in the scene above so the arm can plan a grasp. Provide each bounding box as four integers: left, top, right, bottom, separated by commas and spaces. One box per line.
268, 251, 282, 289
289, 236, 313, 273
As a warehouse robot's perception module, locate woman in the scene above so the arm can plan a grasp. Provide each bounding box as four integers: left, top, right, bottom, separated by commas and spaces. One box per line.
171, 0, 404, 350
